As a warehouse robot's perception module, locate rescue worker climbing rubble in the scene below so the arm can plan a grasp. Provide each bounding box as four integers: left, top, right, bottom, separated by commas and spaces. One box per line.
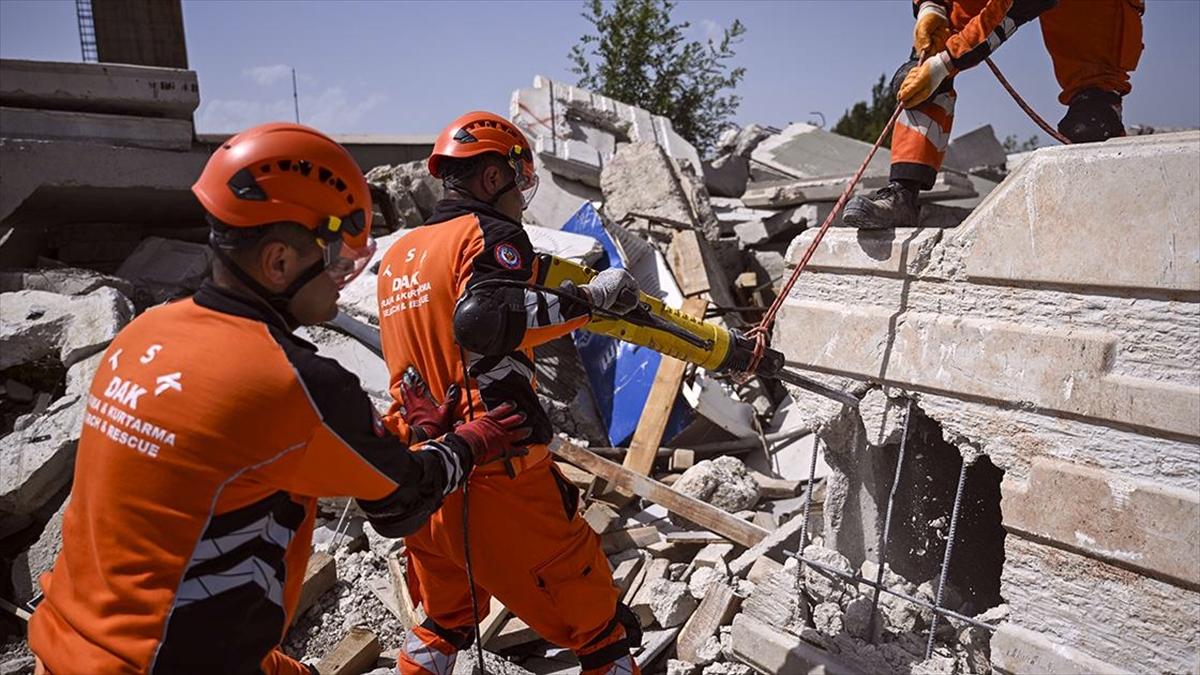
844, 0, 1145, 230
375, 111, 643, 675
26, 122, 531, 675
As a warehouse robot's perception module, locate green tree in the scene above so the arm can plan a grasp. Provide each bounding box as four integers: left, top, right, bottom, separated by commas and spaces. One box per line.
1002, 134, 1040, 152
832, 74, 897, 147
569, 0, 745, 156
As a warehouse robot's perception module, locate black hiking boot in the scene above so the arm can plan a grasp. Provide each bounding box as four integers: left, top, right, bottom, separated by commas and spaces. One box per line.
1058, 89, 1125, 144
842, 181, 920, 230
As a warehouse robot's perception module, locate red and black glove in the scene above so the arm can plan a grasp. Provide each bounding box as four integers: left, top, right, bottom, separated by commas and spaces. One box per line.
450, 402, 533, 466
398, 366, 461, 442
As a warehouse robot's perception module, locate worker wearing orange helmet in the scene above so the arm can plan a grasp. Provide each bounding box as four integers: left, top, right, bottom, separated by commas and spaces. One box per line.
26, 122, 530, 674
844, 0, 1144, 229
375, 111, 643, 675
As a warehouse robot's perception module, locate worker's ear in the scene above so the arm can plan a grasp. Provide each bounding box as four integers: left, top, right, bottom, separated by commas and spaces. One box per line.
480, 162, 505, 197
258, 240, 296, 291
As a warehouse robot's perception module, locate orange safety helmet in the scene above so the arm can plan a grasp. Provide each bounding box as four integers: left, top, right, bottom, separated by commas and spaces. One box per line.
428, 111, 539, 207
192, 122, 375, 288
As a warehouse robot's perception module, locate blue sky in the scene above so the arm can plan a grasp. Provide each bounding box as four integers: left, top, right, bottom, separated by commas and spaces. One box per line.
3, 0, 1198, 148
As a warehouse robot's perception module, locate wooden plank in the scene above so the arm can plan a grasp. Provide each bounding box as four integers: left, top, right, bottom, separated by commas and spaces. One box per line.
487, 617, 542, 651
664, 530, 729, 545
294, 551, 337, 622
366, 575, 404, 623
582, 502, 621, 534
601, 525, 662, 555
750, 470, 802, 499
617, 296, 708, 487
612, 554, 647, 598
386, 553, 422, 630
551, 438, 771, 549
478, 597, 510, 646
554, 461, 595, 490
677, 583, 742, 663
729, 509, 809, 578
668, 230, 712, 296
316, 626, 381, 675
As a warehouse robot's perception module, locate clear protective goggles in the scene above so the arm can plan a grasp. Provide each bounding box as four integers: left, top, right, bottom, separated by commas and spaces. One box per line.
508, 145, 540, 209
318, 212, 376, 289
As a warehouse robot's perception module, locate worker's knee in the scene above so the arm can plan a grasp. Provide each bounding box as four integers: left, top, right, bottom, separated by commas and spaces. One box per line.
577, 606, 642, 675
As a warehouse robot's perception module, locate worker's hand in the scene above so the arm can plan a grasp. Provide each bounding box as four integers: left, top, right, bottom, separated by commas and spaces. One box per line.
398, 366, 461, 442
451, 402, 532, 466
914, 1, 950, 56
898, 51, 956, 109
583, 268, 640, 315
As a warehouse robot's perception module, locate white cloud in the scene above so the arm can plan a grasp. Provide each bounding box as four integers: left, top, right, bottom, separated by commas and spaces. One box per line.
195, 85, 388, 134
698, 18, 723, 42
243, 64, 294, 87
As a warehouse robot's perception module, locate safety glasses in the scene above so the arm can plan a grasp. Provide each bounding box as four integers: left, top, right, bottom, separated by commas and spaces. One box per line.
508, 145, 540, 209
318, 211, 376, 289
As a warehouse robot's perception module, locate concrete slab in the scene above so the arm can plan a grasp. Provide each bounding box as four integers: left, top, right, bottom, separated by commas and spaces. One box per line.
0, 59, 199, 119
942, 124, 1007, 173
1, 107, 193, 151
750, 123, 891, 180
511, 75, 702, 185
991, 624, 1132, 675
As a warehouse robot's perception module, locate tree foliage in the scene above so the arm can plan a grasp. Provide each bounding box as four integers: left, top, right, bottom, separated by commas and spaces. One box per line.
832, 74, 896, 147
569, 0, 745, 156
1002, 134, 1040, 152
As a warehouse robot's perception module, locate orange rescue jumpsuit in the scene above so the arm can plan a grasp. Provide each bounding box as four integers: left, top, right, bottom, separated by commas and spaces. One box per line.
28, 282, 473, 674
377, 198, 638, 675
892, 0, 1145, 187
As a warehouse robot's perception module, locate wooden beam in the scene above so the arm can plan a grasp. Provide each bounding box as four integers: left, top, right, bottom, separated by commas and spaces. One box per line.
478, 597, 510, 646
316, 626, 381, 675
668, 230, 712, 297
295, 551, 337, 623
550, 438, 770, 549
677, 583, 742, 663
750, 470, 802, 499
601, 525, 662, 555
617, 296, 708, 489
386, 553, 422, 630
554, 461, 595, 490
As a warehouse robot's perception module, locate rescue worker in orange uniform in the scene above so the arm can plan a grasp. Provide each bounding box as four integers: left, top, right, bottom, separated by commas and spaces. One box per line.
26, 122, 531, 675
375, 111, 643, 675
844, 0, 1145, 229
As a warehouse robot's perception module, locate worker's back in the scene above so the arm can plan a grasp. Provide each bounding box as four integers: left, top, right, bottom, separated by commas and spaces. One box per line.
30, 286, 327, 673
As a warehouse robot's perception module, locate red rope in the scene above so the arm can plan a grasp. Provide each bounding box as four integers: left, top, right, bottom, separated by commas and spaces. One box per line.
740, 60, 1066, 377
986, 57, 1071, 146
741, 102, 906, 377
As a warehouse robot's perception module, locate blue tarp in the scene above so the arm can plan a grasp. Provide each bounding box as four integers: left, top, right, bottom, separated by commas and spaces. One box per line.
560, 203, 691, 446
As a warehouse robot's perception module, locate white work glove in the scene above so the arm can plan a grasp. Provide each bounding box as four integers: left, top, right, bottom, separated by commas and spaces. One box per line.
914, 1, 950, 57
582, 268, 640, 315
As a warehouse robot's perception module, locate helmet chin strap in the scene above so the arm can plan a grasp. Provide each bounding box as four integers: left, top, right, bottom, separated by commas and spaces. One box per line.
210, 240, 326, 329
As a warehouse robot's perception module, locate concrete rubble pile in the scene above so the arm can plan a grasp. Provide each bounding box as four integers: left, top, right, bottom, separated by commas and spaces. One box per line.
2, 61, 1197, 675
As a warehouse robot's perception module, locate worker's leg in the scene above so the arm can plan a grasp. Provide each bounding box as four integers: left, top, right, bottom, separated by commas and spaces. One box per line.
844, 61, 956, 230
432, 456, 636, 673
1041, 0, 1144, 141
399, 512, 490, 675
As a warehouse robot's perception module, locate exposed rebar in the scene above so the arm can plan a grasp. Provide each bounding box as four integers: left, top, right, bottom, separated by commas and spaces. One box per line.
925, 460, 971, 660
868, 398, 913, 642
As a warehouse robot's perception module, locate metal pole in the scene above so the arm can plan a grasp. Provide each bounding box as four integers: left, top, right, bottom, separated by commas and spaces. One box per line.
925, 460, 970, 660
794, 435, 823, 597
292, 68, 301, 123
867, 399, 913, 641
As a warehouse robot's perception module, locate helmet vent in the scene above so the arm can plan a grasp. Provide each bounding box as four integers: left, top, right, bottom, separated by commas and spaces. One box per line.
297, 160, 312, 177
277, 159, 292, 171
453, 128, 478, 144
318, 167, 333, 183
260, 164, 271, 173
227, 168, 267, 201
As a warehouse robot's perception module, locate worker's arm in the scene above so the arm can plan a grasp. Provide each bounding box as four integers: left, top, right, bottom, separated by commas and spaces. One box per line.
453, 218, 591, 355
942, 0, 1058, 72
258, 335, 472, 537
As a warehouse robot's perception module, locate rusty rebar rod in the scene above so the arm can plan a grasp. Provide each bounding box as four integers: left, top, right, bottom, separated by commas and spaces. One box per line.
868, 398, 913, 642
926, 460, 971, 659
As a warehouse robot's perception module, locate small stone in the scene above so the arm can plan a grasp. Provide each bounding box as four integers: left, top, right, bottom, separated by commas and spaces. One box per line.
667, 659, 697, 675
842, 596, 880, 640
693, 635, 723, 666
812, 601, 844, 635
701, 662, 752, 675
669, 562, 690, 581
688, 566, 726, 601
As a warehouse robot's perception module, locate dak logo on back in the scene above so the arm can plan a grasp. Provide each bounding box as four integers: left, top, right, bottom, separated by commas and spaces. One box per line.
495, 243, 522, 270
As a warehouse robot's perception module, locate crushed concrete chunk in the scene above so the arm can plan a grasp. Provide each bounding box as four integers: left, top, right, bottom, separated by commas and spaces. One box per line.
0, 287, 133, 369
700, 662, 752, 675
649, 578, 699, 628
114, 237, 210, 303
812, 601, 844, 635
842, 596, 881, 640
671, 456, 761, 527
688, 566, 728, 601
743, 565, 808, 632
600, 142, 719, 240
0, 394, 83, 529
0, 267, 135, 298
667, 658, 698, 675
801, 545, 857, 605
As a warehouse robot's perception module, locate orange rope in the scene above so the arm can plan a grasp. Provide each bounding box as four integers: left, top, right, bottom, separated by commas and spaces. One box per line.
986, 57, 1072, 146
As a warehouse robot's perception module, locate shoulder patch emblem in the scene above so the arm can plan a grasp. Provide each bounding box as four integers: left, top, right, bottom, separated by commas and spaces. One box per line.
495, 242, 522, 270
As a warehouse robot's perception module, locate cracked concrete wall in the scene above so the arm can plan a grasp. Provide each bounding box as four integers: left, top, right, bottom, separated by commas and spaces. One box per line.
774, 132, 1200, 672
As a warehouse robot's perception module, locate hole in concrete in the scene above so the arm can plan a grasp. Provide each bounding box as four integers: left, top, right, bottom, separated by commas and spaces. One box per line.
0, 358, 67, 436
880, 404, 1006, 613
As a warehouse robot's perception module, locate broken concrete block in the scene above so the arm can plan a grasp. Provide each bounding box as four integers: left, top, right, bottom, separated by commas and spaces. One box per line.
801, 545, 857, 605
0, 394, 83, 528
0, 106, 193, 151
9, 496, 67, 604
365, 159, 444, 225
511, 75, 702, 183
670, 456, 761, 527
630, 558, 672, 626
743, 565, 807, 632
702, 155, 750, 199
841, 596, 881, 640
730, 614, 854, 675
666, 658, 697, 675
600, 142, 720, 240
858, 388, 908, 447
0, 287, 133, 370
812, 601, 843, 635
692, 542, 735, 569
700, 662, 751, 675
751, 123, 892, 180
0, 267, 135, 298
942, 124, 1008, 174
0, 58, 200, 120
648, 578, 698, 628
688, 566, 727, 601
583, 502, 621, 534
115, 237, 211, 303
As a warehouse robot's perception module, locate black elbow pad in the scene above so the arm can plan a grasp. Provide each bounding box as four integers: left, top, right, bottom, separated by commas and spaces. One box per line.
357, 492, 443, 538
454, 290, 525, 355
